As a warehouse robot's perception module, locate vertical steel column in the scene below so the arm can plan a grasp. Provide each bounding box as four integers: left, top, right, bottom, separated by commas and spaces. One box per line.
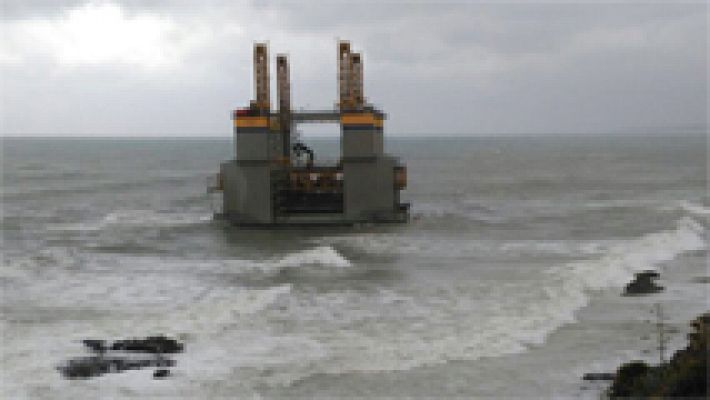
338, 41, 352, 111
276, 55, 291, 113
276, 54, 291, 160
350, 53, 363, 110
253, 43, 270, 111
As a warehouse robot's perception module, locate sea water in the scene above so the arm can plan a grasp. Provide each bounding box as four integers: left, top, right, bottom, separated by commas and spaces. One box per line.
1, 135, 707, 398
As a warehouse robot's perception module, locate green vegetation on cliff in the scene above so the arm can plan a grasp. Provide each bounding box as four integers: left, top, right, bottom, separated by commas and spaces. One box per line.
608, 312, 708, 398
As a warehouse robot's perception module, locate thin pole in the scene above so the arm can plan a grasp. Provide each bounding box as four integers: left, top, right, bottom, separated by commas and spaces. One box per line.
655, 303, 666, 365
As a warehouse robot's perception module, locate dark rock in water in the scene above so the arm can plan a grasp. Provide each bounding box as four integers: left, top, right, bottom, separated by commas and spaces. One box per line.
639, 270, 660, 279
691, 276, 710, 284
155, 357, 176, 368
58, 335, 183, 380
82, 339, 107, 353
59, 356, 128, 379
57, 356, 175, 379
153, 369, 170, 379
608, 361, 650, 397
623, 271, 663, 296
57, 356, 107, 379
582, 372, 616, 381
111, 335, 184, 354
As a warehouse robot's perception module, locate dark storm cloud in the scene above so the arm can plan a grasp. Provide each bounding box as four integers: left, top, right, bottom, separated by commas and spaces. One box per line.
0, 1, 707, 136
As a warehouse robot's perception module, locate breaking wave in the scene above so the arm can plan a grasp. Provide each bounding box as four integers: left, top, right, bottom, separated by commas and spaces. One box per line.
142, 284, 294, 337
537, 216, 706, 330
549, 216, 705, 291
412, 198, 710, 226
274, 246, 352, 269
318, 233, 607, 259
232, 246, 353, 275
675, 200, 710, 217
262, 217, 707, 384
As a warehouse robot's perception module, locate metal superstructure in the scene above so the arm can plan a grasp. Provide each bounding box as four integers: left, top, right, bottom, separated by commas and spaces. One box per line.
214, 40, 408, 226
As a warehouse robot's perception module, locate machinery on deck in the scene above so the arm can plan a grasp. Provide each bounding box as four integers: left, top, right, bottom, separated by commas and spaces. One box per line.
213, 41, 408, 226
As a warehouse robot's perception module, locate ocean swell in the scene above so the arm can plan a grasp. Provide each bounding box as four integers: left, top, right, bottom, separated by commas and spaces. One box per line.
259, 216, 707, 385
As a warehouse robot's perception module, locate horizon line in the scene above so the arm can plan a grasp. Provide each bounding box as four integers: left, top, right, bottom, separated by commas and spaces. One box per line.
1, 131, 707, 139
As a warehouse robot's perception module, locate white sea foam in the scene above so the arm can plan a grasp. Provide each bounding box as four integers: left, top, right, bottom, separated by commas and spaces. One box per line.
0, 282, 291, 399
676, 200, 710, 217
47, 210, 212, 231
254, 216, 707, 384
548, 216, 705, 291
275, 245, 352, 269
231, 245, 353, 274
129, 246, 355, 276
131, 284, 293, 337
320, 233, 605, 259
4, 216, 705, 395
522, 216, 707, 343
108, 209, 212, 227
317, 234, 425, 256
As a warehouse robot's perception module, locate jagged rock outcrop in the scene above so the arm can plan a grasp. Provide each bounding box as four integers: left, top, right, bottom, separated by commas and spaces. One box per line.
110, 335, 184, 354
623, 270, 663, 296
57, 335, 183, 380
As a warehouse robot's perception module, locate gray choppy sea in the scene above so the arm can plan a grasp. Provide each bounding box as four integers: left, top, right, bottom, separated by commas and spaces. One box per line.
1, 135, 708, 399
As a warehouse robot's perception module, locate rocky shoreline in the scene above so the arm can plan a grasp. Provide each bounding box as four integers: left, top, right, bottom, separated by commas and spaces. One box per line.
605, 312, 708, 398
579, 266, 708, 399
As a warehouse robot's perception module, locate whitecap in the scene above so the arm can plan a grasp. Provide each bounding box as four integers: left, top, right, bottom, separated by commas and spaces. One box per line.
47, 210, 212, 232
259, 217, 707, 382
274, 245, 352, 269
676, 200, 710, 217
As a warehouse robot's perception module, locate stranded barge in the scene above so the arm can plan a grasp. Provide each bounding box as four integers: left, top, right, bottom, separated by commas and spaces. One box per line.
212, 41, 408, 226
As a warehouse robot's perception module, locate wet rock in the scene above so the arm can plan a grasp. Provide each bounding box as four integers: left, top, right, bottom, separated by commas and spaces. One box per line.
111, 335, 184, 354
82, 339, 107, 353
623, 271, 663, 296
153, 369, 170, 379
639, 270, 660, 279
58, 356, 108, 379
608, 361, 650, 397
583, 372, 616, 381
57, 356, 175, 379
58, 335, 183, 380
150, 356, 176, 368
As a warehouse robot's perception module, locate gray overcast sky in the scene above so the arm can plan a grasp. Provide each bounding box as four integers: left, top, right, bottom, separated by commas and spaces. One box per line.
0, 1, 707, 137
